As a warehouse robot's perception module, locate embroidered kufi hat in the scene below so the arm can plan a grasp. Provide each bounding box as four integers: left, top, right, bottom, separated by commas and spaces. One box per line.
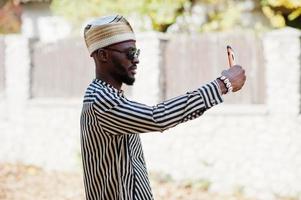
84, 15, 136, 55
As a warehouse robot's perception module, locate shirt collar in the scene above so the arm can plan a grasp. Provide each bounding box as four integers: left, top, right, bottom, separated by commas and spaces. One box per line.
93, 78, 124, 95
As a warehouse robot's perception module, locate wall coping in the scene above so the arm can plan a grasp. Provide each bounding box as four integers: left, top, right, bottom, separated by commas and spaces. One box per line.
26, 98, 270, 115
264, 27, 301, 37
207, 104, 268, 115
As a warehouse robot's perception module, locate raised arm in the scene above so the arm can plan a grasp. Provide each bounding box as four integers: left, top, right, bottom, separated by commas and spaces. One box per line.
92, 80, 222, 135
92, 65, 246, 135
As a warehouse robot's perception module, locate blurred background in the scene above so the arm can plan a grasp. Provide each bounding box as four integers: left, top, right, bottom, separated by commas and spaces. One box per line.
0, 0, 301, 199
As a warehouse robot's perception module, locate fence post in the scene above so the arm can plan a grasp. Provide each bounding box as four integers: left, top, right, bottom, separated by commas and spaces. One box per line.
263, 28, 301, 115
0, 37, 5, 97
131, 32, 168, 105
5, 35, 31, 117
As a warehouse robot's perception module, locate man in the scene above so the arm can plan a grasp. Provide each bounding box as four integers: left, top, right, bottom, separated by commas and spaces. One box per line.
80, 15, 246, 200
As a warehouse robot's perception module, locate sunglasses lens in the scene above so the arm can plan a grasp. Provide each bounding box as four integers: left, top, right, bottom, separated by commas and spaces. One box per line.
135, 49, 140, 58
127, 48, 139, 60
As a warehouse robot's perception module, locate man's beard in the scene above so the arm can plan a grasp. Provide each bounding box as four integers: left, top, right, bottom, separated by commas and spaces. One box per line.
113, 60, 135, 85
121, 73, 135, 85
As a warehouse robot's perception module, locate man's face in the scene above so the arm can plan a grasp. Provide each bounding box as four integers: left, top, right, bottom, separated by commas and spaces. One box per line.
106, 41, 139, 85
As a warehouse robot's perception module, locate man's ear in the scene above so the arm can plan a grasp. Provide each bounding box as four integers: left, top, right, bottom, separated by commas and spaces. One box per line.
97, 49, 109, 62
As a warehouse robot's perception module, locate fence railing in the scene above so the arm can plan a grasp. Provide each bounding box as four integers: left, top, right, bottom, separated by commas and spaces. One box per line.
163, 32, 265, 104
31, 38, 94, 98
1, 28, 300, 112
28, 32, 265, 104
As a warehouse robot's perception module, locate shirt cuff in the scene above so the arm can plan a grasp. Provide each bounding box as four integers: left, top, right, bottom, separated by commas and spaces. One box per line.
198, 80, 224, 109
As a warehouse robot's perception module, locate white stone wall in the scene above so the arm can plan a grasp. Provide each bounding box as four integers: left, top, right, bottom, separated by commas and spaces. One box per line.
0, 100, 82, 172
263, 28, 301, 115
0, 28, 300, 199
132, 32, 166, 104
142, 110, 301, 199
4, 35, 31, 119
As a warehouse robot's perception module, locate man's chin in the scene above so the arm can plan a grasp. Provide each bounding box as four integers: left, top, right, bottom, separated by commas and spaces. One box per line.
123, 78, 135, 85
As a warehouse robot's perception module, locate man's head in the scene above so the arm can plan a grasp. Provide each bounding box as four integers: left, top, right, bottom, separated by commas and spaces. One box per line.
84, 15, 139, 86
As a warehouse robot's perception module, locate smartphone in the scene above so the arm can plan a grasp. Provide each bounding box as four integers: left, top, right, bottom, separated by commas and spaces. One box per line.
227, 45, 236, 67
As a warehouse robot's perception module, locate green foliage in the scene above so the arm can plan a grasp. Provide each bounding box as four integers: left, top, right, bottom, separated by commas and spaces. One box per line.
50, 0, 301, 32
200, 0, 242, 32
261, 0, 301, 28
51, 0, 139, 22
141, 0, 186, 32
50, 0, 186, 32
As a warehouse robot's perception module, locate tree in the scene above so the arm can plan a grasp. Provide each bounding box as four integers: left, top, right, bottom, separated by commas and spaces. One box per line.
261, 0, 301, 29
50, 0, 301, 32
50, 0, 186, 32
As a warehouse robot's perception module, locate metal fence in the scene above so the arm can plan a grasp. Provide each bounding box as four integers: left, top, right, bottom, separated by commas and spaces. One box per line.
30, 33, 265, 103
163, 32, 265, 104
31, 38, 94, 98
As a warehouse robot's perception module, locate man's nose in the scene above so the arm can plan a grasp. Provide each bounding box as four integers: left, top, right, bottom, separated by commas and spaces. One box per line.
132, 57, 139, 64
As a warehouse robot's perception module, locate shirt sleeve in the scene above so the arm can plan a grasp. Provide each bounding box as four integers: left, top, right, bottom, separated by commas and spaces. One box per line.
92, 80, 223, 135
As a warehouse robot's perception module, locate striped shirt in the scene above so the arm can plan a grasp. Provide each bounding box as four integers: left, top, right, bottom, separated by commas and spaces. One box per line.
80, 79, 223, 200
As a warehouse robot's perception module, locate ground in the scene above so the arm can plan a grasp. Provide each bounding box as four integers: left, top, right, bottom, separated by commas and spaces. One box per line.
0, 163, 261, 200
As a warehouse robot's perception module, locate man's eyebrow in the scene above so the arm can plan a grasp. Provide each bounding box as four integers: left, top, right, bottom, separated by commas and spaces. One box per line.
123, 46, 136, 51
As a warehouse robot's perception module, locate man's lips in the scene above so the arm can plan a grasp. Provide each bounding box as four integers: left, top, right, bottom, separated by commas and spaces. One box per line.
129, 66, 137, 75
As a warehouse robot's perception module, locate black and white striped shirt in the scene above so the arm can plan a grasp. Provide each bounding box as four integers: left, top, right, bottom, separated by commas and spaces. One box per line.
80, 79, 223, 200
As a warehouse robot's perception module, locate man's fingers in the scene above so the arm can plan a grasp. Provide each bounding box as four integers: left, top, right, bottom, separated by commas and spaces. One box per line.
227, 46, 236, 68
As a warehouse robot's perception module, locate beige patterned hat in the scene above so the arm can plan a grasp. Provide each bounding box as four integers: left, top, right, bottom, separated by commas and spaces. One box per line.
84, 15, 136, 55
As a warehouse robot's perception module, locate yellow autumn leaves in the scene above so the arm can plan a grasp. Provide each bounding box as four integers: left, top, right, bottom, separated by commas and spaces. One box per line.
262, 0, 301, 28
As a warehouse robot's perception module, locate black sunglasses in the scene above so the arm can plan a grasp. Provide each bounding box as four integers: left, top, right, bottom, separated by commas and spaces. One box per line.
104, 47, 140, 60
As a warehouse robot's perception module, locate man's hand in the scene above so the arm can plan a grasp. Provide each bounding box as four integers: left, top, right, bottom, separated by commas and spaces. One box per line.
221, 65, 246, 93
